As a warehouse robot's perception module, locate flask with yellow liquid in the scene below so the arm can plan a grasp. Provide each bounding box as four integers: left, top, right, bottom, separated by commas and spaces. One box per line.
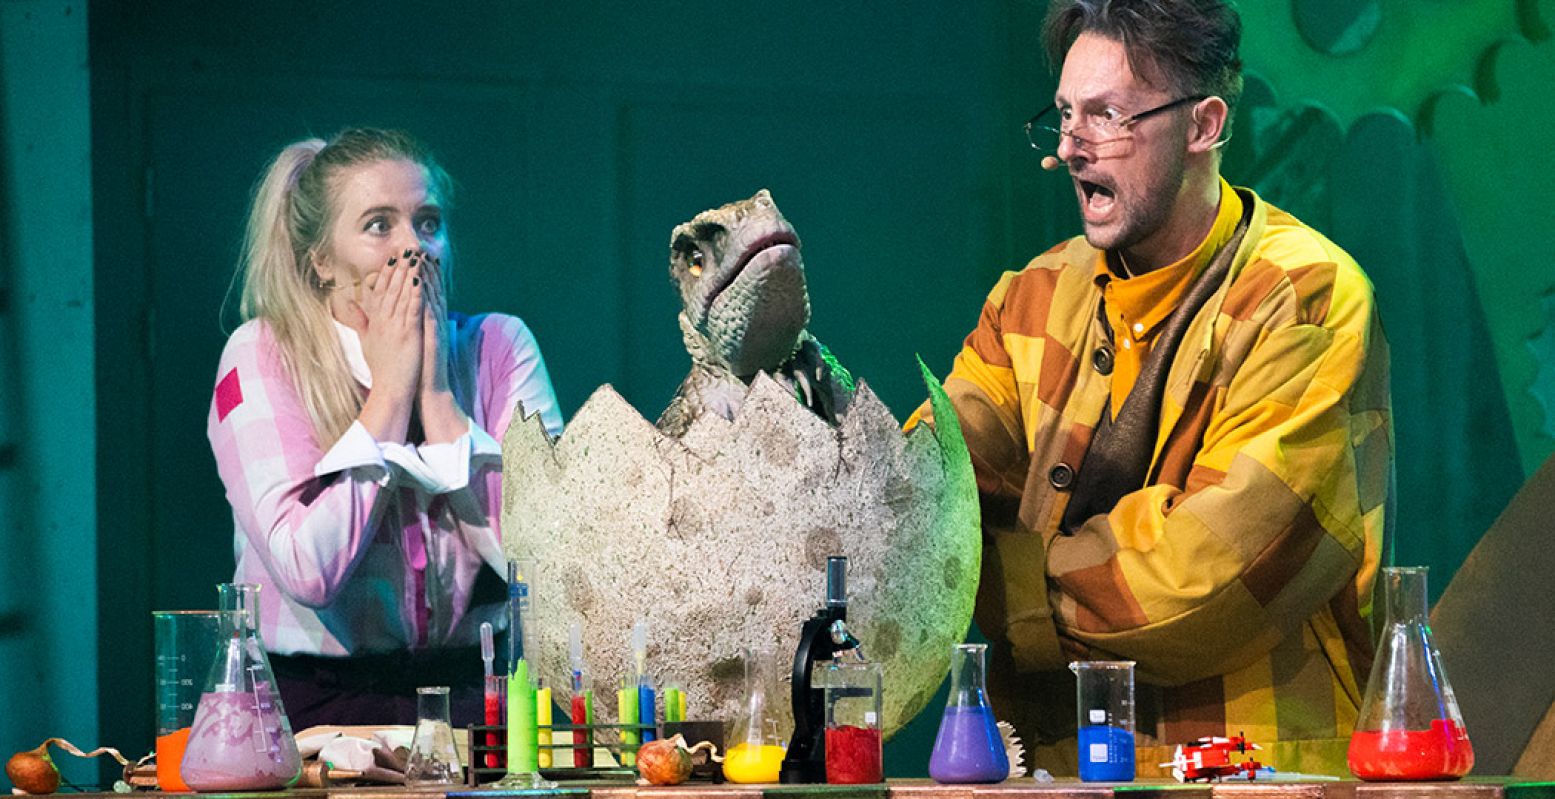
724, 644, 785, 783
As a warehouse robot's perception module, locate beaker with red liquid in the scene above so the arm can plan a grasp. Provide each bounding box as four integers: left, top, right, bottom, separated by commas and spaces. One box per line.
1348, 566, 1474, 781
822, 658, 882, 784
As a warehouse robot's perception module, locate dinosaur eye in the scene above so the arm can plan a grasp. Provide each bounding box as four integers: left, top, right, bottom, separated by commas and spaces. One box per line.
688, 249, 705, 278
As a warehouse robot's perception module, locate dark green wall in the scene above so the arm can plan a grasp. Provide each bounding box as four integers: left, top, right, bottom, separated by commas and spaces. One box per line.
0, 0, 1549, 786
82, 0, 1066, 779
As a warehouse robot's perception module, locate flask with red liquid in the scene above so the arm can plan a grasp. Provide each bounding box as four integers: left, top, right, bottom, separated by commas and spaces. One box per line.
1348, 566, 1474, 780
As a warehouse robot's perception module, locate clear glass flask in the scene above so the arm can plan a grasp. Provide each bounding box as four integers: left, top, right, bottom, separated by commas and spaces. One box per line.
1348, 566, 1474, 780
180, 583, 301, 791
822, 659, 883, 784
724, 645, 786, 783
406, 686, 464, 785
929, 643, 1009, 784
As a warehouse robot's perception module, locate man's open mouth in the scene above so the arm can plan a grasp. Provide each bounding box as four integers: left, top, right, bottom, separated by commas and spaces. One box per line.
1078, 178, 1117, 218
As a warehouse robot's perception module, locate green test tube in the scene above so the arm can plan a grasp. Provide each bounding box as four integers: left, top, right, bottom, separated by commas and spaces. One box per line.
664, 687, 685, 723
506, 659, 539, 774
618, 684, 639, 766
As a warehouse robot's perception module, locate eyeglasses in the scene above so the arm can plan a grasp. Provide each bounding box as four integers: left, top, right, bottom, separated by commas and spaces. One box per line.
1023, 95, 1208, 153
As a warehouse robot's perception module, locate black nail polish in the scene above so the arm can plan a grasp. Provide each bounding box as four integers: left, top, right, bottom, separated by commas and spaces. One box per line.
411, 276, 420, 287
403, 248, 414, 258
387, 257, 398, 266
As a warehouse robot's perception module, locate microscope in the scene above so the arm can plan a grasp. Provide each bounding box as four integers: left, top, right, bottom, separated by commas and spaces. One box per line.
779, 555, 861, 783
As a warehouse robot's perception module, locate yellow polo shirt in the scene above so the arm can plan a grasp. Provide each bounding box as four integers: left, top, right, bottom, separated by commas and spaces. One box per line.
1096, 179, 1243, 415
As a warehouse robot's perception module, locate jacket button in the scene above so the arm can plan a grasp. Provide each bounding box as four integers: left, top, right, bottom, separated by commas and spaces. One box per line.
1049, 462, 1074, 490
1092, 346, 1114, 375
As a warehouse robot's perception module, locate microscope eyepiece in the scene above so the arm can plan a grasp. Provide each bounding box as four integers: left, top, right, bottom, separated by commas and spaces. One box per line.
826, 556, 847, 609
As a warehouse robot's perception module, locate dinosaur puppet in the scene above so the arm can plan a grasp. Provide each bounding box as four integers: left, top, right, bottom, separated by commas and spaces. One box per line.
658, 189, 853, 436
500, 190, 980, 741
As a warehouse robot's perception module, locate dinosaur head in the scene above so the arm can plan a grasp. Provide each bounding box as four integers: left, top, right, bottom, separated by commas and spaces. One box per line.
669, 189, 809, 379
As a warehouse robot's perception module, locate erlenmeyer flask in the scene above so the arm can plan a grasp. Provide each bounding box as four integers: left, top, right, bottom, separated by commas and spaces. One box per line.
180, 583, 301, 791
929, 643, 1008, 783
724, 645, 786, 783
406, 686, 463, 785
1348, 567, 1474, 780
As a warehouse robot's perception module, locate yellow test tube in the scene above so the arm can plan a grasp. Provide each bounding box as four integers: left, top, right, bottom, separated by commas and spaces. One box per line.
536, 685, 553, 768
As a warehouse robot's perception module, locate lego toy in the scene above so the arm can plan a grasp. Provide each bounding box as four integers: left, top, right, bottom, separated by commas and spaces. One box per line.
1161, 735, 1264, 782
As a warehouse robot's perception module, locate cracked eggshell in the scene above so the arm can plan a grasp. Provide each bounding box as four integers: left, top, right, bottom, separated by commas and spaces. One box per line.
501, 369, 979, 739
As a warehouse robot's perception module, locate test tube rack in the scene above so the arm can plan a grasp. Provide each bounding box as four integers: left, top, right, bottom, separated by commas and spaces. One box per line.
465, 721, 727, 785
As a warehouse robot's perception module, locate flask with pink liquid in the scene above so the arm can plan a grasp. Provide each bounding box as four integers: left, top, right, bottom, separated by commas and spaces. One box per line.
180, 583, 301, 791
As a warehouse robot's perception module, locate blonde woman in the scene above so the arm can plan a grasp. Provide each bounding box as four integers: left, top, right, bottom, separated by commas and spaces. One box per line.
207, 129, 562, 727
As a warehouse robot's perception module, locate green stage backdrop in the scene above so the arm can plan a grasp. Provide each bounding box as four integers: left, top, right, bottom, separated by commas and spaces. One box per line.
0, 0, 1550, 786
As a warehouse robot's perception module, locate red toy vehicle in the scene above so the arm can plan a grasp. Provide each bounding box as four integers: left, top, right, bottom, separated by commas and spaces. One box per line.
1161, 735, 1264, 782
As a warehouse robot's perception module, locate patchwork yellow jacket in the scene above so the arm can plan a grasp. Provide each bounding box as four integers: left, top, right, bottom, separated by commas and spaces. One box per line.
914, 188, 1392, 776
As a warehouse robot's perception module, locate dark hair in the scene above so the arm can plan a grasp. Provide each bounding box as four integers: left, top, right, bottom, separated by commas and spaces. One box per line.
1043, 0, 1243, 139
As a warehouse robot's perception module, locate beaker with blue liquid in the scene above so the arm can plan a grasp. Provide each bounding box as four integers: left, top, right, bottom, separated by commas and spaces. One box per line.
1071, 660, 1135, 782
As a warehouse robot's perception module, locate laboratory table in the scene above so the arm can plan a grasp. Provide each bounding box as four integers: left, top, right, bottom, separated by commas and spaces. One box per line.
61, 779, 1555, 799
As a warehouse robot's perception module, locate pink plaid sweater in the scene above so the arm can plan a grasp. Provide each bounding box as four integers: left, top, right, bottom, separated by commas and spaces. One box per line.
207, 313, 561, 656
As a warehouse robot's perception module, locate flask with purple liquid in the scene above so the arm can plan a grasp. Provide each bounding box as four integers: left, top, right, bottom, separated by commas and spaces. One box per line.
180, 583, 301, 791
928, 643, 1008, 783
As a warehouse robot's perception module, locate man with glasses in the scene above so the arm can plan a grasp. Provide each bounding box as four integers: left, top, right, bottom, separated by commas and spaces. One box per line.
911, 0, 1391, 777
